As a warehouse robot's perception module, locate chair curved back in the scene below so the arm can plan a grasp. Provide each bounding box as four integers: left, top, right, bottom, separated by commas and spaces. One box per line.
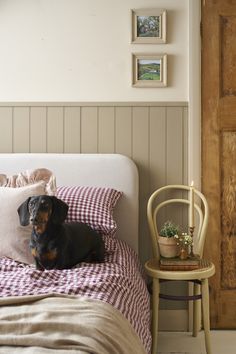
147, 185, 209, 259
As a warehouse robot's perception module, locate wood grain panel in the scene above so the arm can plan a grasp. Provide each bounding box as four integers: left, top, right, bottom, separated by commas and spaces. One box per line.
220, 15, 236, 96
221, 131, 236, 289
13, 107, 30, 152
47, 107, 64, 152
0, 107, 13, 152
64, 107, 81, 153
115, 107, 132, 157
98, 107, 115, 153
81, 107, 98, 153
30, 107, 47, 152
202, 0, 236, 328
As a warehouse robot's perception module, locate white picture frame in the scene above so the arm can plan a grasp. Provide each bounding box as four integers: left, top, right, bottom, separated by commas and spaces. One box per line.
132, 53, 167, 88
131, 8, 167, 44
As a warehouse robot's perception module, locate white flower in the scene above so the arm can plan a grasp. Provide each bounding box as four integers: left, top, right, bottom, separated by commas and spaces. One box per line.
173, 232, 193, 246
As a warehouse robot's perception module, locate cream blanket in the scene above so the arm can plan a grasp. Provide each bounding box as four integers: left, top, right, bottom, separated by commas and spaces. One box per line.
0, 294, 147, 354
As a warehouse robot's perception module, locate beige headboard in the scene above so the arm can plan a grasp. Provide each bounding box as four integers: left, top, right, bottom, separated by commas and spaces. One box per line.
0, 153, 139, 253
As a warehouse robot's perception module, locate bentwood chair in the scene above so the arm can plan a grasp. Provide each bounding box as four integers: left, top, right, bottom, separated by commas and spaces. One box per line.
145, 185, 215, 354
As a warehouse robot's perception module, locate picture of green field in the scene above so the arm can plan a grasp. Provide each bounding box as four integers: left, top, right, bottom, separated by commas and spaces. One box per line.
138, 60, 161, 81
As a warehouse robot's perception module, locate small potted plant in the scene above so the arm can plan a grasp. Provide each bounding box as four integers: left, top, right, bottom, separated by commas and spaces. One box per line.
158, 220, 179, 258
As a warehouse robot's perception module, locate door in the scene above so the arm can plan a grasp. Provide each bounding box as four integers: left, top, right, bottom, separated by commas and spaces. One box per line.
202, 0, 236, 328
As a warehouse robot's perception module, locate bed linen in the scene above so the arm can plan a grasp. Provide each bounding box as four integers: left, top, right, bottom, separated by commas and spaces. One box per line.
0, 296, 146, 354
0, 236, 151, 354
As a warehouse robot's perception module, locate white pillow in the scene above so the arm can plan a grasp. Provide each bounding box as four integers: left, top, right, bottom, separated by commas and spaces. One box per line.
0, 181, 47, 264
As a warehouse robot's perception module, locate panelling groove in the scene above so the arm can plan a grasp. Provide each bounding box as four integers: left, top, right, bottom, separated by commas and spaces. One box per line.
63, 106, 65, 153
46, 106, 48, 153
29, 106, 31, 152
12, 107, 15, 153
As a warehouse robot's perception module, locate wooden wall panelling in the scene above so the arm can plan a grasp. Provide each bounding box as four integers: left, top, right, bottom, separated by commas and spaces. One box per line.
0, 102, 188, 264
149, 106, 168, 309
30, 107, 47, 153
166, 107, 184, 184
165, 107, 185, 228
0, 102, 188, 312
47, 107, 64, 153
13, 107, 30, 152
81, 107, 98, 153
115, 107, 132, 157
0, 107, 13, 152
64, 107, 81, 153
98, 107, 115, 153
183, 107, 188, 185
165, 106, 188, 309
149, 106, 166, 193
149, 106, 167, 233
132, 106, 150, 263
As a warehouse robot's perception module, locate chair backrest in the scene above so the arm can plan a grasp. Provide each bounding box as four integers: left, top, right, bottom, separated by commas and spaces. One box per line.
147, 185, 209, 259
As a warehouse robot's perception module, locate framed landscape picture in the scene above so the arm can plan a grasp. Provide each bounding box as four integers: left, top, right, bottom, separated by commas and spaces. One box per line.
132, 53, 167, 87
131, 8, 167, 44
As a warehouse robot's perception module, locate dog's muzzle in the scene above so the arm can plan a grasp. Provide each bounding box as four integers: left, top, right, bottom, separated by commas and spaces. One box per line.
28, 197, 53, 232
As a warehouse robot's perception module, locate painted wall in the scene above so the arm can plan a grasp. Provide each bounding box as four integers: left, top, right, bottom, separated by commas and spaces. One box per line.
0, 0, 189, 102
0, 0, 194, 323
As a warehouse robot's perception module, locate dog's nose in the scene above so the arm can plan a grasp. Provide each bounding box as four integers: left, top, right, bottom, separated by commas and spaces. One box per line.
30, 216, 38, 225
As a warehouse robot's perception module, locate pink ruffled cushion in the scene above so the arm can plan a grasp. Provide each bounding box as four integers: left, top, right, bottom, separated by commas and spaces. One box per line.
0, 168, 56, 195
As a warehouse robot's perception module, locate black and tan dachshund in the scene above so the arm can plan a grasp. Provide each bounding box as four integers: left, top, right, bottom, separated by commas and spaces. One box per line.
17, 195, 105, 270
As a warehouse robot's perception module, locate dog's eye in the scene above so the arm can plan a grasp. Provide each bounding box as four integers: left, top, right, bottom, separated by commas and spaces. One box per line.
28, 199, 37, 211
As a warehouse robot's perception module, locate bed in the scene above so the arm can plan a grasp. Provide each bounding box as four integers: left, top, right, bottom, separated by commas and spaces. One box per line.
0, 153, 151, 354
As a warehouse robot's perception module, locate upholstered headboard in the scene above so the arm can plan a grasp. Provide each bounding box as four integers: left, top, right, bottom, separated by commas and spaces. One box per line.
0, 154, 139, 253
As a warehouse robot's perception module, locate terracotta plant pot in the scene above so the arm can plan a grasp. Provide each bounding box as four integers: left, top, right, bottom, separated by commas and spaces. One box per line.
158, 236, 178, 258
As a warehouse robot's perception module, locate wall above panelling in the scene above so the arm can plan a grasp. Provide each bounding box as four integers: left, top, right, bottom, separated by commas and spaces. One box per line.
0, 0, 189, 102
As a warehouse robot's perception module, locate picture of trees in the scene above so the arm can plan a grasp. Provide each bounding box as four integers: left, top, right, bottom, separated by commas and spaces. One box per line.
137, 15, 160, 38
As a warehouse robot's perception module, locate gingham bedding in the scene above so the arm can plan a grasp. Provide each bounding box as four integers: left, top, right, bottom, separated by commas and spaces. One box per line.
0, 236, 151, 354
57, 186, 122, 236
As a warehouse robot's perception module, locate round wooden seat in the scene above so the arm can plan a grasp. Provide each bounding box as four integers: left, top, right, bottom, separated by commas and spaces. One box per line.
145, 258, 215, 281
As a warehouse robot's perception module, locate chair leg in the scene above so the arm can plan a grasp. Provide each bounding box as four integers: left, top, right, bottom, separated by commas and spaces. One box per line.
151, 278, 160, 354
193, 282, 201, 337
201, 278, 212, 354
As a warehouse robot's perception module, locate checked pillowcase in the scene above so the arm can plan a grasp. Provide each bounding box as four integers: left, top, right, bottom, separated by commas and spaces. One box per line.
56, 186, 122, 236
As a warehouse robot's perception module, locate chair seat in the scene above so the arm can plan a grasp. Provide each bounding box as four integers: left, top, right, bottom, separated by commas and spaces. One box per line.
145, 258, 215, 281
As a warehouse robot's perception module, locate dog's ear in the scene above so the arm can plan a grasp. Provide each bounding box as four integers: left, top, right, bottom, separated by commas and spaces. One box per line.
51, 196, 69, 224
17, 197, 31, 226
